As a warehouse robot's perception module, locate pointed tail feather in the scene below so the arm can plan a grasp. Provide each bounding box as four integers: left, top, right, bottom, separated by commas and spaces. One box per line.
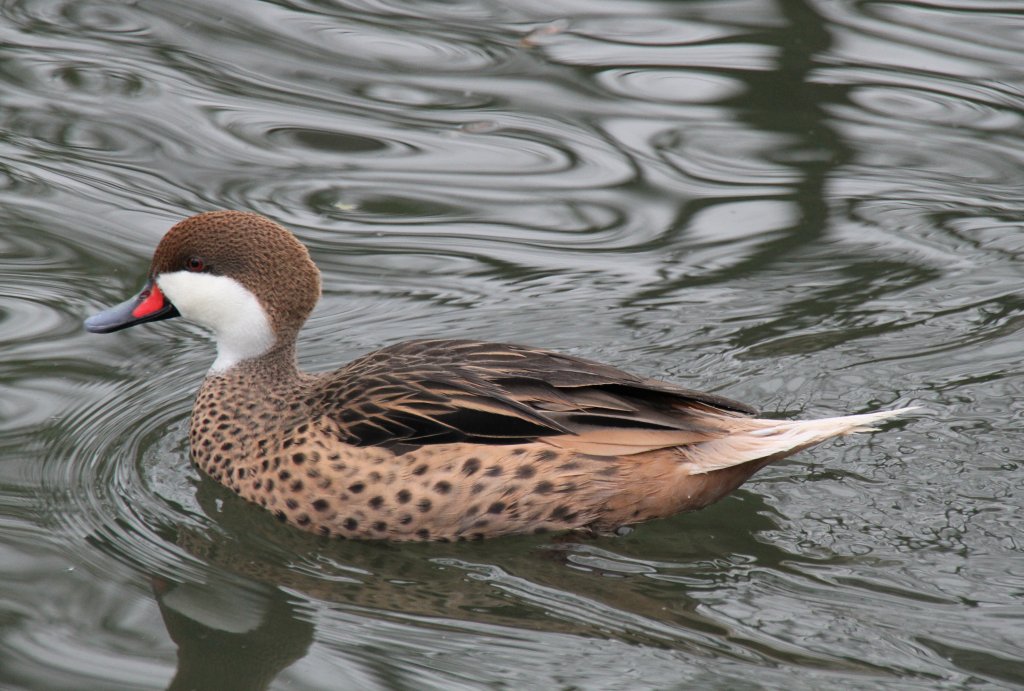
684, 406, 919, 475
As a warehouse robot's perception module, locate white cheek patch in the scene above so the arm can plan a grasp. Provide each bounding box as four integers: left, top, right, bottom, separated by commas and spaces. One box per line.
157, 271, 276, 373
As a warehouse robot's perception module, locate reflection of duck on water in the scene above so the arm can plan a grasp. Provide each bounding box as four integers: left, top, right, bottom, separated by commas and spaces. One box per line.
153, 573, 312, 691
153, 482, 837, 689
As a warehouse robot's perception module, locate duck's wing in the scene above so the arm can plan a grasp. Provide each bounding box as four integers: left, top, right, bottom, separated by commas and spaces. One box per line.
313, 339, 756, 454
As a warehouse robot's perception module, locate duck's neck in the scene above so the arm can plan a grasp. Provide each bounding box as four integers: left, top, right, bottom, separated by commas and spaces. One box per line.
209, 340, 304, 383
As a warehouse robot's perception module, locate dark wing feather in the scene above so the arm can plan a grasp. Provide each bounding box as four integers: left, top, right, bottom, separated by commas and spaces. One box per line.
311, 339, 756, 450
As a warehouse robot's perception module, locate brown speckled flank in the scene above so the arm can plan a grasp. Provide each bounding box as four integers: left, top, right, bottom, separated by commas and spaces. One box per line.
87, 211, 915, 541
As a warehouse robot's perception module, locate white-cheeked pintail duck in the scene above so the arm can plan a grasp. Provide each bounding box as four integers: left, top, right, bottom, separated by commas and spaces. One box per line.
85, 211, 915, 541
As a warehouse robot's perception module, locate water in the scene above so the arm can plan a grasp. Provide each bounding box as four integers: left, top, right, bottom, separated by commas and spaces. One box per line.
1, 0, 1022, 688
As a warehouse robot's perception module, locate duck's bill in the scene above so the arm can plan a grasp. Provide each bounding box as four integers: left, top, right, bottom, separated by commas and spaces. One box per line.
85, 279, 180, 333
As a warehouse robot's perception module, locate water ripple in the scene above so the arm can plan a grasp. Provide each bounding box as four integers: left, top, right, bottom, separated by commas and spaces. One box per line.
596, 68, 746, 105
3, 0, 152, 39
41, 368, 209, 582
544, 18, 778, 70
851, 83, 1022, 130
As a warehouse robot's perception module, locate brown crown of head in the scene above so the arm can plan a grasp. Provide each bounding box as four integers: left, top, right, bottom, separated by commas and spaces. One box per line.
151, 211, 322, 338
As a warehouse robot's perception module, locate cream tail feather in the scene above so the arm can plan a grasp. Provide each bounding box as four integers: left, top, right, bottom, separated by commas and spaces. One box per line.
683, 407, 919, 475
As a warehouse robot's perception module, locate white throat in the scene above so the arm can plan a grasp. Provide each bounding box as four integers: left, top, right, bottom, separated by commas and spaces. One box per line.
157, 271, 276, 374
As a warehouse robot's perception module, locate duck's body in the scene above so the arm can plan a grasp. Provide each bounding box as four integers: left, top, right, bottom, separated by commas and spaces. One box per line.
86, 211, 914, 541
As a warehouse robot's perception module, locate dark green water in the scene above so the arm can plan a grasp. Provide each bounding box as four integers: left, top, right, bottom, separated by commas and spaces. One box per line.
1, 1, 1022, 688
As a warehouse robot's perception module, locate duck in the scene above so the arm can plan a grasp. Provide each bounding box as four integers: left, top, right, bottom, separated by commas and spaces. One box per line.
85, 211, 915, 542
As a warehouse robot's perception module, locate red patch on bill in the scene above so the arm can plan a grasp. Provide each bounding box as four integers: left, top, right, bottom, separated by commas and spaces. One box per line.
132, 284, 165, 317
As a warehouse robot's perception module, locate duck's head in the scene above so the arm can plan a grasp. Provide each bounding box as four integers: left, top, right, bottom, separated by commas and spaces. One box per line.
85, 211, 322, 372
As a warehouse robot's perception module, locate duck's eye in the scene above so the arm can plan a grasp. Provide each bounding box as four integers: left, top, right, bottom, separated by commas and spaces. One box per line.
185, 256, 206, 272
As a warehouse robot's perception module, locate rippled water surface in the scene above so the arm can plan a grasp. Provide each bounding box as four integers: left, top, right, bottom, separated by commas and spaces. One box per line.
2, 0, 1023, 688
